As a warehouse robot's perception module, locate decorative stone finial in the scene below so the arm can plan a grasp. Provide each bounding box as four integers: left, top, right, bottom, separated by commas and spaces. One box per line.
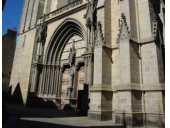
116, 13, 131, 43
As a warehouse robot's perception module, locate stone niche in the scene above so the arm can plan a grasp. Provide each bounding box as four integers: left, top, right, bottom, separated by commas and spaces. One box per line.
61, 35, 86, 60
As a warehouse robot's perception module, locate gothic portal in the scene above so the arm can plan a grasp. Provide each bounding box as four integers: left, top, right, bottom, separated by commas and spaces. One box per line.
10, 0, 165, 128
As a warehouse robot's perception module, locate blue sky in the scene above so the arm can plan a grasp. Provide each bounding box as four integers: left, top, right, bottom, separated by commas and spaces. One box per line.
2, 0, 24, 35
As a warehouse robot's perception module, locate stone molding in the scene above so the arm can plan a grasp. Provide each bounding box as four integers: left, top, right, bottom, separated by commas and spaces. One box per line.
116, 13, 159, 44
44, 18, 86, 64
61, 63, 70, 72
95, 22, 106, 48
90, 84, 165, 92
115, 110, 165, 115
37, 0, 86, 25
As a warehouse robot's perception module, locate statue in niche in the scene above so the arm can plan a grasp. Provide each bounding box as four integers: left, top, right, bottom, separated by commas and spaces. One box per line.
67, 39, 76, 96
68, 39, 76, 66
35, 14, 47, 62
69, 68, 74, 88
84, 0, 98, 49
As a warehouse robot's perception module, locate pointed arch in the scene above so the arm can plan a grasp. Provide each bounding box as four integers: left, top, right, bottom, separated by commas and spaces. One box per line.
44, 18, 86, 64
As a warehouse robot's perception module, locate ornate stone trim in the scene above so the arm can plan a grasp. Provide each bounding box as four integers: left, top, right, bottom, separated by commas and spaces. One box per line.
116, 13, 131, 43
84, 0, 98, 49
44, 18, 86, 64
83, 54, 93, 67
153, 14, 158, 40
37, 0, 84, 24
95, 21, 106, 47
89, 84, 165, 92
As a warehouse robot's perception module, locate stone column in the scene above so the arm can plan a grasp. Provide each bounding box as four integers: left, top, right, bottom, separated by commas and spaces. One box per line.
115, 1, 165, 127
30, 66, 35, 92
57, 66, 63, 97
41, 65, 47, 95
50, 66, 55, 96
46, 66, 50, 95
88, 45, 112, 121
117, 30, 141, 127
141, 42, 165, 127
45, 66, 50, 95
54, 66, 60, 97
82, 51, 93, 88
31, 65, 39, 93
54, 65, 62, 108
87, 55, 93, 88
74, 63, 80, 98
38, 66, 44, 96
52, 66, 57, 95
48, 66, 53, 95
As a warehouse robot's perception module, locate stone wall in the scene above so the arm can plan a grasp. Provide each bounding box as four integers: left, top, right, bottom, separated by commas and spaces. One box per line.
44, 9, 86, 57
2, 29, 17, 89
19, 0, 40, 33
10, 29, 37, 104
10, 0, 165, 127
111, 0, 120, 47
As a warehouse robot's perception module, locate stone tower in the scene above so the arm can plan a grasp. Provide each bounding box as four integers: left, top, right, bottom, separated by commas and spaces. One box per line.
10, 0, 165, 127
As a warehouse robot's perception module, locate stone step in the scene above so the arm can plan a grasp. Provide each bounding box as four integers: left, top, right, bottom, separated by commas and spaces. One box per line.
21, 117, 124, 128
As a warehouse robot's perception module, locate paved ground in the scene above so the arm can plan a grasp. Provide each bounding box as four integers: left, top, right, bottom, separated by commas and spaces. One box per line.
4, 102, 124, 128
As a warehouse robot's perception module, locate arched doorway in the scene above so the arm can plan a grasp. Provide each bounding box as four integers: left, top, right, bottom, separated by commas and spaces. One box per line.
60, 35, 86, 109
30, 18, 87, 110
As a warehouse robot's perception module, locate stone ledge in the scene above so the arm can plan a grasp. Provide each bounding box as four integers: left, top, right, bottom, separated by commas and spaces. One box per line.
90, 84, 113, 92
115, 111, 165, 115
88, 110, 113, 112
90, 84, 165, 92
114, 84, 165, 91
88, 110, 113, 121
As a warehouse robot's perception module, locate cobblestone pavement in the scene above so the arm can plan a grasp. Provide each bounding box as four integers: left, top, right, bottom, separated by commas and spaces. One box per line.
4, 102, 124, 128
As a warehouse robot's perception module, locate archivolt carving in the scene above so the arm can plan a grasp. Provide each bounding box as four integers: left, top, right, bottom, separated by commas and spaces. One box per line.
44, 18, 86, 65
61, 35, 85, 60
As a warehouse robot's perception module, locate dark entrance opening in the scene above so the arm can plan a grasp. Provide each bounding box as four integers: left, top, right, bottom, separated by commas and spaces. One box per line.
77, 90, 83, 110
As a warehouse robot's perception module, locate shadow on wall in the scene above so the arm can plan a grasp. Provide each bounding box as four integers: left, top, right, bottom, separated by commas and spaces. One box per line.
26, 92, 58, 109
5, 83, 57, 108
7, 83, 24, 105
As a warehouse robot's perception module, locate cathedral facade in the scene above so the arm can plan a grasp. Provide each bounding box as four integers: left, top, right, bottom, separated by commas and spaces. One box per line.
10, 0, 165, 127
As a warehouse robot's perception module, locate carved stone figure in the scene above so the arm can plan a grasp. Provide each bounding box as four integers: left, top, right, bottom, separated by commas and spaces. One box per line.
69, 68, 74, 88
36, 14, 47, 43
35, 14, 47, 62
68, 39, 76, 66
84, 0, 98, 49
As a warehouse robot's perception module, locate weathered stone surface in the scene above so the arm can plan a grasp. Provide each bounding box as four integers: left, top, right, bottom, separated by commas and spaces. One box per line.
2, 29, 17, 89
9, 0, 165, 128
